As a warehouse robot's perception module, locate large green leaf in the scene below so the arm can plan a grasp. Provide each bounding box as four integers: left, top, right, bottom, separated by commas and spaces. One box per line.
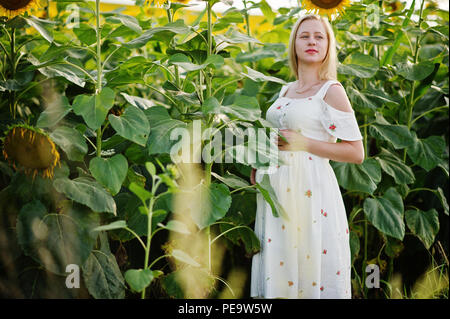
124, 269, 155, 292
369, 123, 415, 149
241, 66, 286, 85
215, 29, 262, 44
72, 88, 116, 131
17, 200, 99, 275
50, 126, 88, 162
375, 148, 415, 184
211, 171, 250, 189
331, 158, 381, 194
36, 95, 71, 128
407, 133, 446, 172
219, 222, 260, 257
108, 105, 150, 147
53, 177, 117, 214
82, 233, 126, 299
24, 16, 54, 43
254, 174, 289, 220
396, 61, 435, 81
339, 53, 379, 78
363, 188, 405, 240
125, 20, 190, 48
144, 106, 187, 155
190, 183, 232, 230
105, 13, 143, 34
405, 209, 439, 249
222, 95, 261, 121
89, 154, 128, 195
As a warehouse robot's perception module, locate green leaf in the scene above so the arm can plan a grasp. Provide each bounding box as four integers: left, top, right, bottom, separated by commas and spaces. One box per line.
241, 66, 286, 85
72, 88, 116, 131
219, 223, 260, 257
222, 95, 261, 121
36, 95, 71, 128
215, 29, 262, 45
189, 183, 232, 230
128, 182, 152, 205
125, 20, 189, 48
73, 24, 97, 45
124, 269, 154, 292
211, 171, 250, 189
105, 13, 142, 34
93, 220, 127, 232
407, 134, 446, 172
24, 16, 54, 43
53, 177, 117, 214
435, 187, 449, 216
345, 32, 391, 44
236, 50, 278, 63
375, 148, 415, 184
144, 106, 187, 155
331, 158, 381, 194
158, 220, 191, 235
171, 249, 201, 267
405, 209, 439, 249
202, 96, 221, 115
50, 126, 88, 162
339, 53, 379, 78
17, 200, 99, 275
89, 154, 128, 195
369, 123, 415, 149
82, 233, 125, 299
363, 188, 405, 240
396, 61, 435, 81
108, 105, 150, 147
255, 174, 289, 220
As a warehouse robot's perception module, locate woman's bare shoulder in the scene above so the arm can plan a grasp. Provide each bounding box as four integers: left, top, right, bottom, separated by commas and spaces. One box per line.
323, 82, 353, 113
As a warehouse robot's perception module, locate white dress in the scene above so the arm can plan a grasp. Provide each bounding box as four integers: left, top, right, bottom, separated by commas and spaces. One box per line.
251, 80, 363, 299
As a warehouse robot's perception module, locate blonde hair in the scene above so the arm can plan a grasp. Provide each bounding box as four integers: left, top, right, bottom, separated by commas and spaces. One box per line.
288, 14, 337, 81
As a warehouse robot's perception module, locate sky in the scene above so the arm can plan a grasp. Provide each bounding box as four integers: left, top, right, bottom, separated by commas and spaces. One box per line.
96, 0, 449, 13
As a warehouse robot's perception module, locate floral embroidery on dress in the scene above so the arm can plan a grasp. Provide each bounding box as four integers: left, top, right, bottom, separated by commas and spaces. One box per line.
336, 271, 341, 275
329, 124, 336, 131
305, 190, 312, 197
288, 281, 294, 287
268, 238, 272, 243
280, 261, 284, 266
320, 286, 324, 291
323, 249, 327, 254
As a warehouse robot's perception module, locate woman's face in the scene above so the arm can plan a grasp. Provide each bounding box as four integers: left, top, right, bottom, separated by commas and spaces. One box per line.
295, 19, 329, 65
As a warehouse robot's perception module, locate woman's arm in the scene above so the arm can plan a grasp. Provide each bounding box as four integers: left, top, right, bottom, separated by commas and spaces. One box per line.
278, 83, 365, 164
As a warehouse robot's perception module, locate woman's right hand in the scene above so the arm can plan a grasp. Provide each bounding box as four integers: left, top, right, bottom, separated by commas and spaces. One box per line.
250, 168, 257, 185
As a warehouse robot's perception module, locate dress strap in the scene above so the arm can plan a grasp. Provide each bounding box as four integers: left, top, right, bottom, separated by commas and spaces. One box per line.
316, 80, 341, 99
279, 82, 293, 98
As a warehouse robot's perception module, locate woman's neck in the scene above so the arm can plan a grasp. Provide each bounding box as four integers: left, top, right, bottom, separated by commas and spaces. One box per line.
296, 63, 322, 86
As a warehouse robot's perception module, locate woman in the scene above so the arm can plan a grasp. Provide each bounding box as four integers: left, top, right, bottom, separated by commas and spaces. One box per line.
250, 14, 364, 299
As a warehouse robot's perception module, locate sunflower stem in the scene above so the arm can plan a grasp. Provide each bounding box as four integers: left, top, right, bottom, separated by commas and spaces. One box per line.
95, 0, 103, 157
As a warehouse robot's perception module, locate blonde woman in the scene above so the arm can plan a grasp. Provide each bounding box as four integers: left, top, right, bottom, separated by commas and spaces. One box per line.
250, 14, 364, 299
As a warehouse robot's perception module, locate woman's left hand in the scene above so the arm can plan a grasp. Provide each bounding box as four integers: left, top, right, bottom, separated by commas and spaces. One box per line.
277, 129, 309, 152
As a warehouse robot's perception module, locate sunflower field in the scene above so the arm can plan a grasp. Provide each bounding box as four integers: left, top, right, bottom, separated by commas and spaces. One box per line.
0, 0, 448, 300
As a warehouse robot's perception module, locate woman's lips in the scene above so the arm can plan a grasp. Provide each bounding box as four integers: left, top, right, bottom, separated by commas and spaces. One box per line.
306, 49, 318, 54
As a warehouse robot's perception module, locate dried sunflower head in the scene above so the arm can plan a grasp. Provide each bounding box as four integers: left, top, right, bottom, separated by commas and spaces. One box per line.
2, 124, 60, 179
0, 0, 41, 18
302, 0, 350, 17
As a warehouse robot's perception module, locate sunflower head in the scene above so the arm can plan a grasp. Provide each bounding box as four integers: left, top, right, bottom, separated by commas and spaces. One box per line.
0, 0, 42, 19
302, 0, 350, 17
2, 124, 60, 179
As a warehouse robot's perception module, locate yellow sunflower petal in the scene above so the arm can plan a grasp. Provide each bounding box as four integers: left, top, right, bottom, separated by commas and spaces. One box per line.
302, 0, 350, 17
0, 0, 41, 19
